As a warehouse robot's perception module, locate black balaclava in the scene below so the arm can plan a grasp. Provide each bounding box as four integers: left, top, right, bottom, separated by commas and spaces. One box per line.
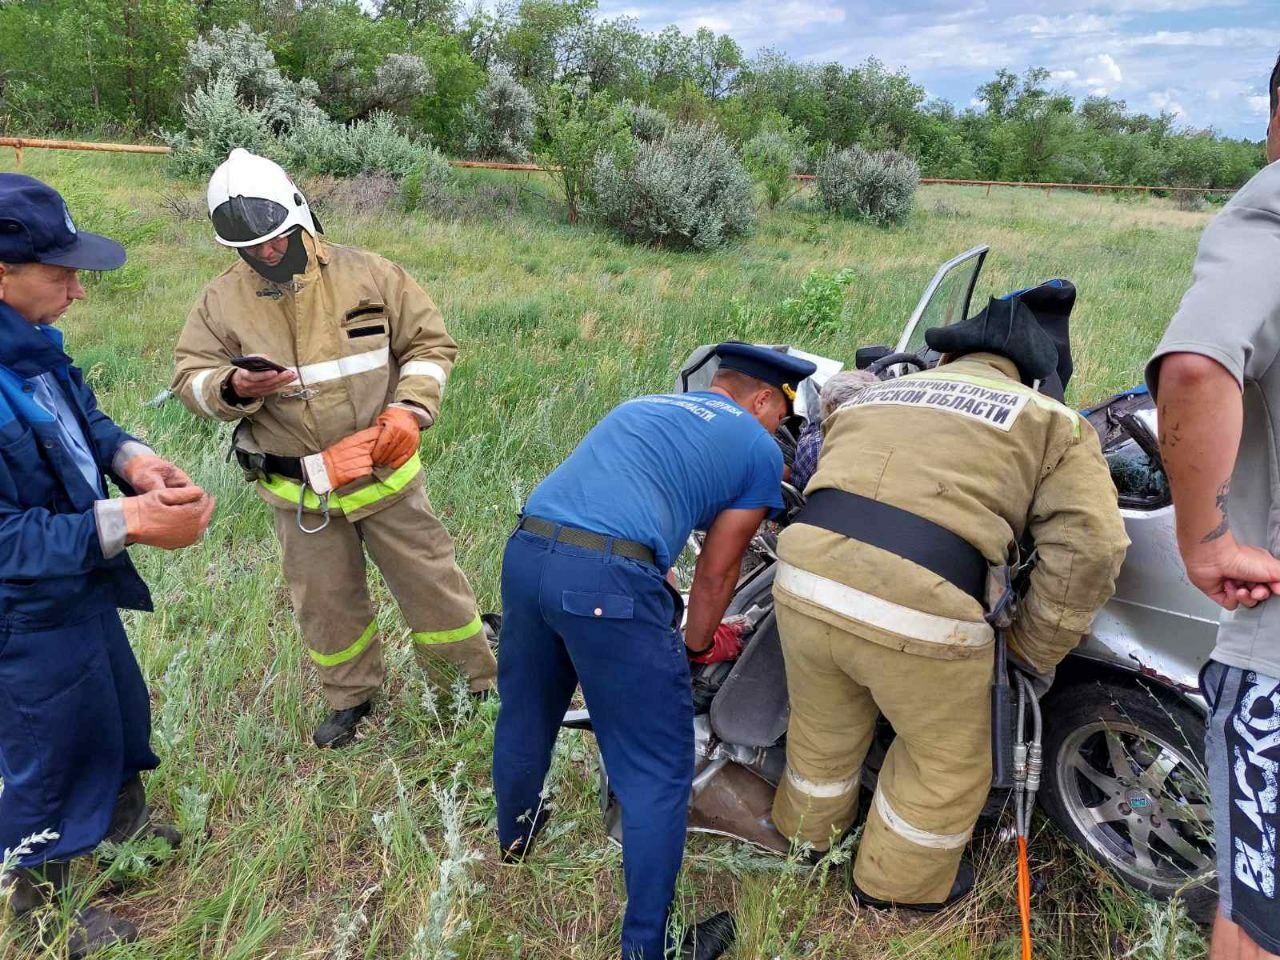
239, 226, 308, 283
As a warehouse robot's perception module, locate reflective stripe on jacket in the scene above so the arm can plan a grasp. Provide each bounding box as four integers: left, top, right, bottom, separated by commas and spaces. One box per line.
172, 235, 456, 518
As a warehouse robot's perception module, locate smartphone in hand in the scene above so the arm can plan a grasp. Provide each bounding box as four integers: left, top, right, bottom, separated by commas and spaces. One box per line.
230, 355, 288, 374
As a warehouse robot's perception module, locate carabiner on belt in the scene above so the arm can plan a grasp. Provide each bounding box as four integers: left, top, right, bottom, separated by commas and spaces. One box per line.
297, 483, 330, 534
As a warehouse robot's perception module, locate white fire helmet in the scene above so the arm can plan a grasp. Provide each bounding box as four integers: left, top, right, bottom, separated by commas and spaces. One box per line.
206, 148, 318, 248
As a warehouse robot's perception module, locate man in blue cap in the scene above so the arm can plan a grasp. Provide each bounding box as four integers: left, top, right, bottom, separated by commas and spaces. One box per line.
0, 174, 215, 956
492, 342, 816, 960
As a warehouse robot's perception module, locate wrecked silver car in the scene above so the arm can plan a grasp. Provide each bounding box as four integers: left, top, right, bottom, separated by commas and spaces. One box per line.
566, 245, 1220, 917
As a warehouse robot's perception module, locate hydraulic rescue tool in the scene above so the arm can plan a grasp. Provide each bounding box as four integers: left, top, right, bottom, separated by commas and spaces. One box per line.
987, 549, 1041, 960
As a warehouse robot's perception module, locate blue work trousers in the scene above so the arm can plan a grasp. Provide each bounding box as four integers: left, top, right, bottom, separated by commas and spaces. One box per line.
0, 610, 158, 867
492, 529, 694, 960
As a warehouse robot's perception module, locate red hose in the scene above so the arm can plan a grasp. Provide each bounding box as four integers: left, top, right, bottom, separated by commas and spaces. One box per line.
1016, 836, 1033, 960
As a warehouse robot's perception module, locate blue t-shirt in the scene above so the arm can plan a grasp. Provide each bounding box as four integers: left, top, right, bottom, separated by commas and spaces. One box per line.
524, 391, 784, 570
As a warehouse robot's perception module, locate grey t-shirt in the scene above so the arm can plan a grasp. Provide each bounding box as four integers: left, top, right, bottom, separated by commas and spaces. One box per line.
1147, 159, 1280, 677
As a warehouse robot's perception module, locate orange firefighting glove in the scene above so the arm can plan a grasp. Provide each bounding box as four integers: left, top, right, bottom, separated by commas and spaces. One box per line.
689, 617, 748, 665
122, 486, 216, 550
370, 406, 421, 468
302, 427, 382, 493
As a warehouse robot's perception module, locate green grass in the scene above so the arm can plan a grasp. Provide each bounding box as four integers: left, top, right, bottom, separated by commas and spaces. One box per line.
0, 150, 1214, 959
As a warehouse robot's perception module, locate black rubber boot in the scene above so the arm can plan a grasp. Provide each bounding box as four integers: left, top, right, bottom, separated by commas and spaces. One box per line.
4, 863, 65, 917
66, 906, 140, 959
679, 911, 737, 960
104, 774, 182, 849
312, 700, 372, 748
850, 860, 975, 913
5, 863, 139, 958
500, 807, 549, 863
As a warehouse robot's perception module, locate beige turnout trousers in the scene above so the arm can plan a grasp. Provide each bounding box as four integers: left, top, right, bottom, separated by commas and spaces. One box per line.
771, 596, 992, 905
273, 480, 497, 709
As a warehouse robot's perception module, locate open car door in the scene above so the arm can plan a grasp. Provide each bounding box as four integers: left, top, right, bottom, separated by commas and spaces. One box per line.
894, 244, 989, 359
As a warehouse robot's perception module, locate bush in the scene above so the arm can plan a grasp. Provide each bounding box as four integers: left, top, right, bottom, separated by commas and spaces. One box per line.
779, 268, 857, 336
286, 112, 438, 179
463, 63, 535, 162
815, 145, 919, 226
537, 84, 633, 224
625, 102, 672, 143
164, 73, 279, 179
301, 174, 401, 216
742, 118, 808, 208
319, 50, 431, 122
167, 22, 446, 184
185, 22, 324, 134
589, 123, 755, 251
398, 151, 458, 211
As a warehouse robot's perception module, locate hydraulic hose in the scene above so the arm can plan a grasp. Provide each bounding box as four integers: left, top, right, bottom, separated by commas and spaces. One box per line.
1012, 672, 1043, 960
1017, 837, 1033, 960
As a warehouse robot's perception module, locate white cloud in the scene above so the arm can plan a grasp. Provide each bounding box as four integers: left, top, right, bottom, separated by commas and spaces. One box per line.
1124, 27, 1274, 49
1088, 54, 1123, 84
1249, 95, 1271, 114
624, 0, 845, 44
1109, 0, 1248, 9
1149, 90, 1188, 119
1008, 13, 1117, 36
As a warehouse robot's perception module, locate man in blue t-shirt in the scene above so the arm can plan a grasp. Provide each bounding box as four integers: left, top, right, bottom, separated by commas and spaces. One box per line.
493, 343, 816, 960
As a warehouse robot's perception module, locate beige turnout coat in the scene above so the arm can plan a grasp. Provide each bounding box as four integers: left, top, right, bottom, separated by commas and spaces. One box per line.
776, 352, 1129, 672
172, 235, 455, 518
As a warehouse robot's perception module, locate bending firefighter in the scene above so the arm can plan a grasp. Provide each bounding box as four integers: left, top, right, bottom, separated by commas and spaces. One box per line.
771, 294, 1128, 909
172, 149, 496, 748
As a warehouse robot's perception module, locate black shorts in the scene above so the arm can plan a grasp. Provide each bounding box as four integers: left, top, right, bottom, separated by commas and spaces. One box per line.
1203, 660, 1280, 952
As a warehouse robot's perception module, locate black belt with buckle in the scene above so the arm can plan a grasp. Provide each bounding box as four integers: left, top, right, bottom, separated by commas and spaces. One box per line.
519, 516, 656, 566
233, 446, 306, 481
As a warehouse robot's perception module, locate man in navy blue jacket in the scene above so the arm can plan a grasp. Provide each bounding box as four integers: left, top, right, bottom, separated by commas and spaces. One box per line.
0, 174, 215, 957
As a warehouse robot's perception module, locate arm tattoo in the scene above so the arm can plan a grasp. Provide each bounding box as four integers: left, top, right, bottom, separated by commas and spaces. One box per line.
1201, 480, 1231, 543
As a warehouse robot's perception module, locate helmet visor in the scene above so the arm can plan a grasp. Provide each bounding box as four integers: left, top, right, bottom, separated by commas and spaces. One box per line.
210, 196, 290, 245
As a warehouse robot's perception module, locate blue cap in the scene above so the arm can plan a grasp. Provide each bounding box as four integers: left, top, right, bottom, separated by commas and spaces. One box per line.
714, 342, 818, 411
0, 174, 125, 271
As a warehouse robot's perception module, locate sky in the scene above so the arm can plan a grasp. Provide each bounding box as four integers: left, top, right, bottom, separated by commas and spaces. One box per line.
595, 0, 1275, 139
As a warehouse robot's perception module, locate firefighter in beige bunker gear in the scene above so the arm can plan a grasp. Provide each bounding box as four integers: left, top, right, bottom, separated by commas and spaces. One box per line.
171, 149, 496, 747
771, 296, 1129, 909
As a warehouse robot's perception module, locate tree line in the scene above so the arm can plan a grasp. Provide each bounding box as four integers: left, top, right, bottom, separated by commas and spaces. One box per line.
0, 0, 1263, 190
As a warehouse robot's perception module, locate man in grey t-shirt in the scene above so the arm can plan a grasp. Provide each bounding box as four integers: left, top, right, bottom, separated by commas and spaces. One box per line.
1148, 52, 1280, 960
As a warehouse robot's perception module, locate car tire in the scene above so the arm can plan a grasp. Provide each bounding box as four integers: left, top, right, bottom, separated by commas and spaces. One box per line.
1039, 679, 1217, 923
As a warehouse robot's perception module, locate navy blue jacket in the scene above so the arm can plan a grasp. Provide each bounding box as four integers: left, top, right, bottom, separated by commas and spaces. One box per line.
0, 302, 152, 630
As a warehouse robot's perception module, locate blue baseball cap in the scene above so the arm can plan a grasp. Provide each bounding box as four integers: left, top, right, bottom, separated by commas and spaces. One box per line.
0, 174, 126, 271
714, 342, 818, 412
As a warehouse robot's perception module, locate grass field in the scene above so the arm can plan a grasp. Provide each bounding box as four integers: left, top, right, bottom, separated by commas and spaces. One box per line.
0, 149, 1219, 960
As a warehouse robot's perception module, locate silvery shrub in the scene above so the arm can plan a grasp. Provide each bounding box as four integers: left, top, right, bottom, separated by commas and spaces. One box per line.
815, 145, 919, 226
463, 63, 535, 162
624, 101, 672, 143
185, 21, 324, 135
589, 123, 755, 251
